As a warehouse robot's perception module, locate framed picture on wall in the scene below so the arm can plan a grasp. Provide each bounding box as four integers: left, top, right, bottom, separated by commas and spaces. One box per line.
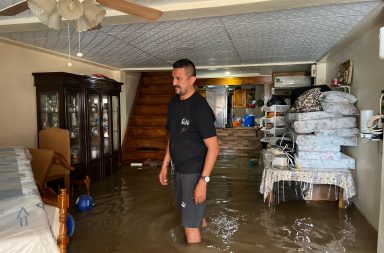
337, 59, 353, 85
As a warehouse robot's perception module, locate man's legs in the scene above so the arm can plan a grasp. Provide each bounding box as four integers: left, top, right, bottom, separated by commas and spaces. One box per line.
185, 227, 201, 243
175, 173, 206, 243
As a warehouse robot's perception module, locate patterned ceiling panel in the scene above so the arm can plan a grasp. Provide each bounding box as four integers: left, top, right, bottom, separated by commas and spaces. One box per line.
0, 1, 379, 69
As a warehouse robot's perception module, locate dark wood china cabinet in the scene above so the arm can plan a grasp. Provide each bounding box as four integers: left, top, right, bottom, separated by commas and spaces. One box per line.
33, 72, 122, 181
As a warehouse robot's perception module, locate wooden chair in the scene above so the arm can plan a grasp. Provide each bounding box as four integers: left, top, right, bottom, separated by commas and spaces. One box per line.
39, 127, 91, 195
28, 148, 54, 190
38, 128, 73, 192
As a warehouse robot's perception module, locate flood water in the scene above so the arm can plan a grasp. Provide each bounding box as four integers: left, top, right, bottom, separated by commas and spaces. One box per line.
68, 156, 377, 253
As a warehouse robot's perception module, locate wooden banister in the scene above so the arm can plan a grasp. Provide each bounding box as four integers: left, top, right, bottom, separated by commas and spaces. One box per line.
57, 188, 69, 253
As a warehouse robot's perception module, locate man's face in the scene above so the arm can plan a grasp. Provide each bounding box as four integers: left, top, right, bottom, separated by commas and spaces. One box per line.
172, 67, 195, 97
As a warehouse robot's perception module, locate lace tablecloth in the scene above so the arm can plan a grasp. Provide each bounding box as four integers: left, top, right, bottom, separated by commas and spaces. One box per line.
260, 167, 356, 201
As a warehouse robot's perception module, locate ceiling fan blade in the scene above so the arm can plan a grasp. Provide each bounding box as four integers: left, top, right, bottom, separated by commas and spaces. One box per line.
96, 0, 162, 21
0, 0, 28, 16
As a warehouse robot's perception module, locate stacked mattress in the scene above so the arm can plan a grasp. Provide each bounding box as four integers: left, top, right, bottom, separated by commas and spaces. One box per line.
289, 91, 358, 171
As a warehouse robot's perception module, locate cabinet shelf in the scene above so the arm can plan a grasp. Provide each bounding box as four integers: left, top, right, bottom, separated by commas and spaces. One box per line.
260, 116, 285, 125
261, 104, 290, 138
263, 105, 290, 113
261, 127, 287, 136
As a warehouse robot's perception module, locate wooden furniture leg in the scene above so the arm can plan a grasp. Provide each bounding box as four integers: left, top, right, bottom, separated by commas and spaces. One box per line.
267, 189, 275, 207
84, 175, 91, 195
57, 188, 69, 253
338, 188, 346, 209
72, 175, 91, 196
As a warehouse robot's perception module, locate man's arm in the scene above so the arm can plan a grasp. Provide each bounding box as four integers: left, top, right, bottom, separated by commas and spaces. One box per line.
159, 140, 171, 185
194, 136, 219, 204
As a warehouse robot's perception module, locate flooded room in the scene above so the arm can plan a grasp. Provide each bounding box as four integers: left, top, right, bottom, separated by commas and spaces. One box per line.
0, 0, 384, 253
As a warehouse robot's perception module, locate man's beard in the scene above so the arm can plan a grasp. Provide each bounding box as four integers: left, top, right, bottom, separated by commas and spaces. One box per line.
173, 85, 181, 94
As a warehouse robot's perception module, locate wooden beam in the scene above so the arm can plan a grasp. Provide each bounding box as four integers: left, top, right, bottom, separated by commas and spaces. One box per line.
195, 76, 272, 86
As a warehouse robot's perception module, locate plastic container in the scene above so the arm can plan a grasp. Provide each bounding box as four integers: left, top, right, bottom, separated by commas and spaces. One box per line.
244, 115, 255, 127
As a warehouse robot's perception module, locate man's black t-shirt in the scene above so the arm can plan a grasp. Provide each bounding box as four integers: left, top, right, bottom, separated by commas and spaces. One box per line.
167, 92, 216, 174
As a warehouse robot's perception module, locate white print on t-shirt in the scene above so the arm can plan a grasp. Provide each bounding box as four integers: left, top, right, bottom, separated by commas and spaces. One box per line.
181, 202, 186, 208
181, 118, 190, 126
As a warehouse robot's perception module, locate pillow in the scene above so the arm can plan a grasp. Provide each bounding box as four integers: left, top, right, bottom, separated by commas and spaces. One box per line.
289, 88, 324, 113
321, 102, 358, 115
322, 91, 357, 103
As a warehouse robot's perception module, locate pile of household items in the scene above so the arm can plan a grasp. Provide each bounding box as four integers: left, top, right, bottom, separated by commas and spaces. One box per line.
288, 88, 358, 171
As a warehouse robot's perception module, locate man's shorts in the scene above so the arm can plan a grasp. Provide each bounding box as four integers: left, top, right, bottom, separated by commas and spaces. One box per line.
175, 173, 205, 228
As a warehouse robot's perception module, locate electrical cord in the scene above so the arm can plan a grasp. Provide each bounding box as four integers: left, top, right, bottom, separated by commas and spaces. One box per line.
362, 93, 384, 143
271, 131, 296, 169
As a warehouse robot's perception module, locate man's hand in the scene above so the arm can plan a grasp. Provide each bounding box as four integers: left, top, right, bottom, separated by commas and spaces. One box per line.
194, 180, 207, 205
159, 167, 168, 186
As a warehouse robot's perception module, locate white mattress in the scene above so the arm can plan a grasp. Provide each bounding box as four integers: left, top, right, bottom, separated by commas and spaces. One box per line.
314, 128, 359, 137
296, 134, 357, 147
293, 117, 356, 134
297, 144, 341, 152
287, 111, 339, 122
295, 153, 355, 170
296, 151, 342, 160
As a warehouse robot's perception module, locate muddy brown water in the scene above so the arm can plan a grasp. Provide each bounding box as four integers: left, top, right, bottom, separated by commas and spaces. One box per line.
68, 157, 377, 253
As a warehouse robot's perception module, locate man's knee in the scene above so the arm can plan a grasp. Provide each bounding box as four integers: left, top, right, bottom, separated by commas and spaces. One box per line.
185, 227, 201, 244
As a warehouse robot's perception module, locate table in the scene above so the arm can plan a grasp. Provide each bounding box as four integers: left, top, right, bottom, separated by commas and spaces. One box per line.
0, 147, 60, 253
260, 167, 356, 208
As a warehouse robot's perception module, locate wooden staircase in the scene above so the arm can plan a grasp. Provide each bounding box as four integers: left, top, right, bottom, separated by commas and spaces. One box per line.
122, 72, 174, 164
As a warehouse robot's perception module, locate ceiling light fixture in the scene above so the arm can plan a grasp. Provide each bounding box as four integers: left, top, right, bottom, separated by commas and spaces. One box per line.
28, 0, 106, 32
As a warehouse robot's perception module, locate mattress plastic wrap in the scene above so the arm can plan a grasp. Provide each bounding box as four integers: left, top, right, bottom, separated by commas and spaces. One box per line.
296, 151, 342, 160
296, 134, 357, 147
292, 117, 356, 134
287, 111, 339, 122
314, 128, 359, 137
295, 153, 355, 170
0, 147, 60, 253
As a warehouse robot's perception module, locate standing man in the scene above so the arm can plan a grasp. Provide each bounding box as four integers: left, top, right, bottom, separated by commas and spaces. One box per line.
159, 59, 219, 244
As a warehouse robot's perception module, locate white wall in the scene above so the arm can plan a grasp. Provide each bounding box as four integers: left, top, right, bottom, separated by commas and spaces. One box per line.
320, 9, 384, 234
120, 71, 141, 142
0, 39, 122, 148
380, 140, 384, 253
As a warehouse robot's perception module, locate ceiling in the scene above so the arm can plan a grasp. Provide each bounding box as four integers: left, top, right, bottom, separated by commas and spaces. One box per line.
0, 0, 380, 77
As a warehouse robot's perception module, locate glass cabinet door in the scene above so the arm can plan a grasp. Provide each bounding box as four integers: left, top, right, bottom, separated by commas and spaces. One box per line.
88, 93, 100, 160
66, 90, 81, 164
112, 96, 119, 152
40, 91, 60, 129
102, 95, 111, 155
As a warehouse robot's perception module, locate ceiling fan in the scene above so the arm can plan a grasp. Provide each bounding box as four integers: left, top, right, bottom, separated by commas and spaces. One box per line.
0, 0, 163, 21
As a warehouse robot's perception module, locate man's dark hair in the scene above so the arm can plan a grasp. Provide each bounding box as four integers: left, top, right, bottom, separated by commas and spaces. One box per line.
172, 59, 196, 77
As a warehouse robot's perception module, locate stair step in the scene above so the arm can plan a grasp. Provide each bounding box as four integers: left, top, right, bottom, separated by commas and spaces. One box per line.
136, 95, 172, 105
124, 138, 167, 151
122, 150, 165, 164
141, 75, 173, 86
128, 127, 167, 138
131, 116, 167, 127
141, 86, 174, 95
134, 105, 168, 116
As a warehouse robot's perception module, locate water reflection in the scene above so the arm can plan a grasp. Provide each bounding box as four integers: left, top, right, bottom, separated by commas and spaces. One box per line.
68, 156, 376, 253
